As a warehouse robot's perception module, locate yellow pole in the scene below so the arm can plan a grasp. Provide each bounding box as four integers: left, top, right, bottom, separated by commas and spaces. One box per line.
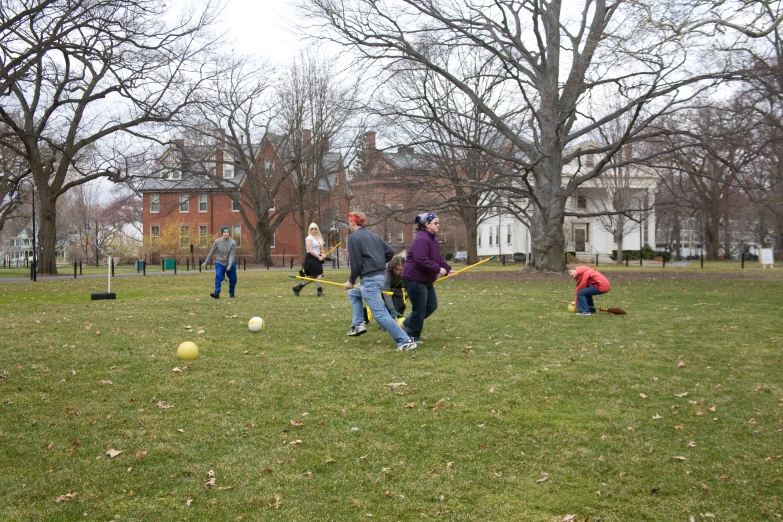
433, 255, 495, 283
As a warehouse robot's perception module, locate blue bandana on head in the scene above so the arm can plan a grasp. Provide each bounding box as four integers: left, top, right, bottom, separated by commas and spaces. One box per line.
416, 212, 438, 226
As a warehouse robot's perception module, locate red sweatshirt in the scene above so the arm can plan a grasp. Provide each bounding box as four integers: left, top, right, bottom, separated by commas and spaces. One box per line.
573, 266, 610, 300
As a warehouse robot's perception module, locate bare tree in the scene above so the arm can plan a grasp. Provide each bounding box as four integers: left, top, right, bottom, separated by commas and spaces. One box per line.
373, 54, 514, 265
0, 0, 220, 274
275, 50, 360, 253
301, 0, 757, 271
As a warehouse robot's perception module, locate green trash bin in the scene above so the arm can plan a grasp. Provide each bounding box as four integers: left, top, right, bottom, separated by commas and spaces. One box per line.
164, 258, 176, 270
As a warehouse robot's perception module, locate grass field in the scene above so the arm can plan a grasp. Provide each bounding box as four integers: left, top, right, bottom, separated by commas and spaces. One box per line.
1, 266, 781, 521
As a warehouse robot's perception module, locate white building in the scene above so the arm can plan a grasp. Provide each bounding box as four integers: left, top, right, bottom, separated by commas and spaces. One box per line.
476, 146, 658, 262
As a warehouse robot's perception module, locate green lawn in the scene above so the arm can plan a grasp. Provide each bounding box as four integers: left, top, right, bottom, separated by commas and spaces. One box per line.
1, 268, 781, 520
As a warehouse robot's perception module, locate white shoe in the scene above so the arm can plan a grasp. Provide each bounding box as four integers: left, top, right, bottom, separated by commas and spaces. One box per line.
347, 322, 367, 336
397, 340, 417, 352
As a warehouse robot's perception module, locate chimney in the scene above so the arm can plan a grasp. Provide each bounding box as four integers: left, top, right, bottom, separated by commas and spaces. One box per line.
216, 128, 226, 147
320, 136, 329, 152
364, 131, 376, 151
303, 129, 312, 144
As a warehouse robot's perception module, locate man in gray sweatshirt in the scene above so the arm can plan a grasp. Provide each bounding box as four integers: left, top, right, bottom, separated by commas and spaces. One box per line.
343, 211, 416, 352
202, 226, 237, 298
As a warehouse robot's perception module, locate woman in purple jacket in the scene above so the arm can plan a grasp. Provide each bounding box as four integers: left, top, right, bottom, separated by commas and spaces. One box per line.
401, 212, 456, 344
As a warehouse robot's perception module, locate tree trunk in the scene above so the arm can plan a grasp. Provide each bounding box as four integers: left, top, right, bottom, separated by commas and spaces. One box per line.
37, 187, 59, 275
705, 215, 720, 260
616, 233, 624, 264
529, 198, 567, 272
251, 226, 272, 265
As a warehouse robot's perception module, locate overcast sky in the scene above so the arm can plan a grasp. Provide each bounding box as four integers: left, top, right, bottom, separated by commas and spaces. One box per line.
218, 0, 304, 61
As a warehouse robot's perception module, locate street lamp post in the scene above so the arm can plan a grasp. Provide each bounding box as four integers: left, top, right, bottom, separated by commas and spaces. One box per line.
13, 179, 36, 282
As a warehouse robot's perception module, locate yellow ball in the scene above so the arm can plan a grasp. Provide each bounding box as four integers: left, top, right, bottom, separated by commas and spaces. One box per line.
248, 316, 264, 332
568, 302, 576, 313
396, 317, 405, 328
177, 341, 199, 360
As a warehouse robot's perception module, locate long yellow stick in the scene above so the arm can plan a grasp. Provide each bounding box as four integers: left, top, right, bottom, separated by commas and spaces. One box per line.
434, 256, 495, 283
323, 241, 342, 257
290, 274, 392, 295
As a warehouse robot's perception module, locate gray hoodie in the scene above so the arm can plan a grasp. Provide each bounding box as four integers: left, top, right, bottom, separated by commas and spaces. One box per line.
204, 237, 236, 267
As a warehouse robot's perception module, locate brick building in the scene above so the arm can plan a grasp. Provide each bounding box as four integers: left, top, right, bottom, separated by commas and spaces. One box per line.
348, 132, 468, 258
139, 134, 349, 266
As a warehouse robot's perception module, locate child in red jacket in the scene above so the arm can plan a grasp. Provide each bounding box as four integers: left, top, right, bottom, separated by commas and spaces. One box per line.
568, 266, 611, 316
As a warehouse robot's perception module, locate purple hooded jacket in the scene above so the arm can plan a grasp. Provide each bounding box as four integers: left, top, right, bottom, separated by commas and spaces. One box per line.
401, 229, 451, 285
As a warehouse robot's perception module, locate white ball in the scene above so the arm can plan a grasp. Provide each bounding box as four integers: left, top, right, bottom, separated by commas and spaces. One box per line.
248, 316, 264, 332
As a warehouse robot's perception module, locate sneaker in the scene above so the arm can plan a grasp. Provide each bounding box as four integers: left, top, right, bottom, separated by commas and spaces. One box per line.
397, 340, 417, 352
412, 337, 423, 344
577, 312, 592, 316
229, 294, 235, 298
292, 285, 301, 297
210, 292, 220, 299
347, 323, 367, 336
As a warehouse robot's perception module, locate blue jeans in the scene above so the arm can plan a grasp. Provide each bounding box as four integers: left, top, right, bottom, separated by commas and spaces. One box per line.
402, 279, 437, 340
577, 286, 604, 313
215, 262, 237, 295
348, 274, 410, 346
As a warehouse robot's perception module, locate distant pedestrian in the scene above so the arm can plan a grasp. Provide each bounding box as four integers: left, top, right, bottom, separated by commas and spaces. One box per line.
343, 211, 417, 352
401, 212, 455, 344
568, 266, 610, 315
292, 223, 326, 297
202, 226, 237, 299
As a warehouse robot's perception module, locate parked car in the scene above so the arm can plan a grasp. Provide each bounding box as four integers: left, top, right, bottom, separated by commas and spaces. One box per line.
453, 251, 468, 262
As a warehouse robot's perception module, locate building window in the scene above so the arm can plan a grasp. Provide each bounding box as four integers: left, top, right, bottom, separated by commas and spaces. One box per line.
179, 194, 189, 212
577, 195, 587, 209
385, 203, 391, 209
232, 199, 240, 212
199, 225, 208, 247
585, 154, 595, 168
397, 233, 404, 244
224, 162, 234, 179
150, 193, 159, 213
169, 169, 182, 180
232, 225, 241, 247
397, 204, 403, 210
507, 224, 512, 245
270, 233, 275, 248
199, 194, 207, 212
150, 226, 160, 247
264, 159, 273, 171
386, 232, 392, 242
489, 227, 493, 246
478, 230, 482, 247
179, 225, 190, 247
495, 228, 499, 246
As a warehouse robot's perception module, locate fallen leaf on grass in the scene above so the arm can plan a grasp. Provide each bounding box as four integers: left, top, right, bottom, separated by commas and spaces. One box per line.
99, 380, 112, 385
675, 392, 689, 398
267, 494, 282, 509
536, 475, 549, 484
405, 403, 415, 408
640, 393, 648, 399
106, 449, 122, 458
673, 456, 688, 461
54, 493, 75, 502
157, 401, 173, 409
262, 468, 274, 474
44, 442, 54, 450
186, 495, 193, 506
134, 451, 147, 460
765, 455, 781, 461
172, 368, 182, 373
689, 442, 697, 447
674, 425, 684, 430
432, 398, 447, 410
748, 418, 757, 424
678, 361, 686, 368
384, 382, 407, 388
290, 419, 305, 427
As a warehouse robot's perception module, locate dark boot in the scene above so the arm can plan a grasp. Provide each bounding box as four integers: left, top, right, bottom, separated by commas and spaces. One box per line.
210, 291, 220, 299
292, 284, 303, 297
317, 287, 325, 297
